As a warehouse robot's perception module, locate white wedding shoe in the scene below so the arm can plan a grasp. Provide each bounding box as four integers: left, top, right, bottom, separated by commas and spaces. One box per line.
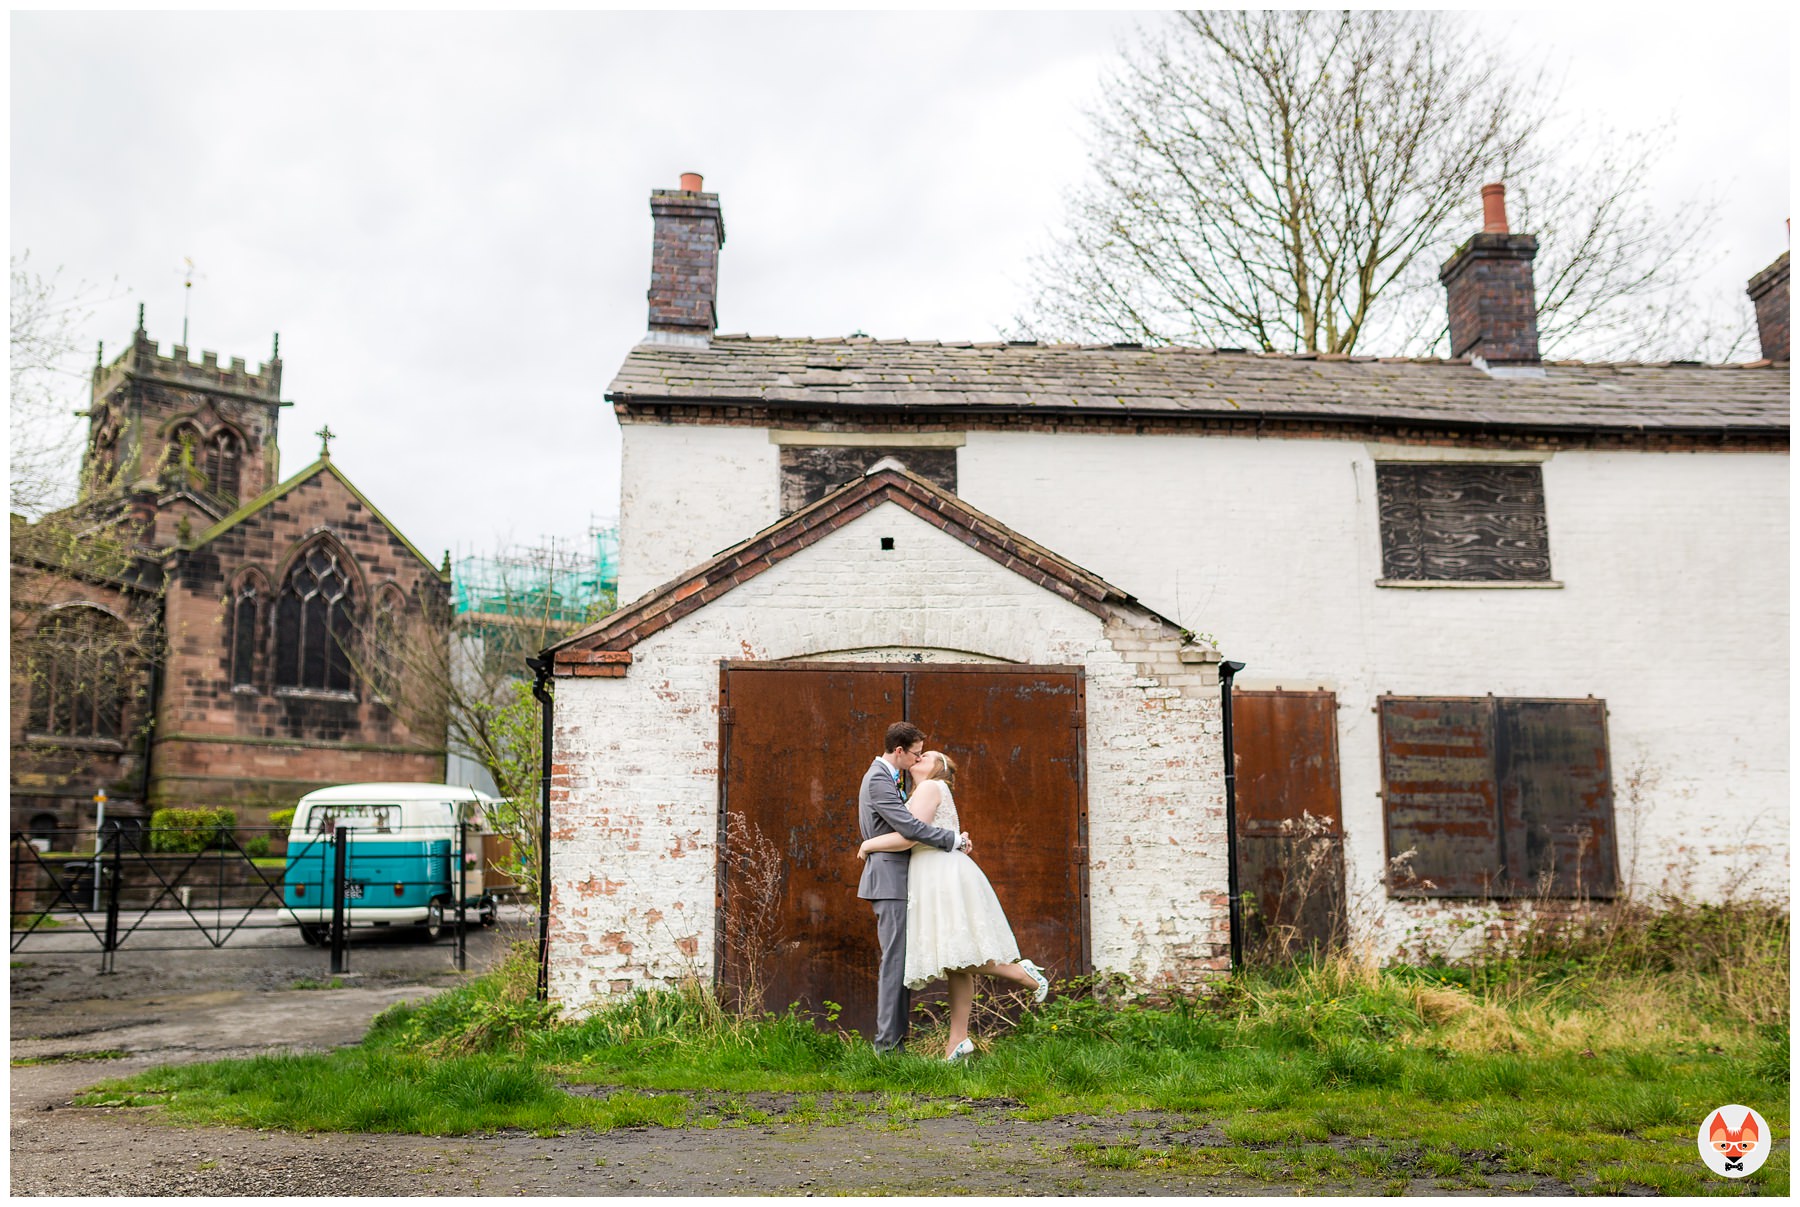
945, 1038, 975, 1063
1019, 958, 1051, 1003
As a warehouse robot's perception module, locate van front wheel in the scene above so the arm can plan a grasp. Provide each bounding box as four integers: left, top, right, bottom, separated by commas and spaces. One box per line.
297, 924, 326, 946
420, 898, 448, 943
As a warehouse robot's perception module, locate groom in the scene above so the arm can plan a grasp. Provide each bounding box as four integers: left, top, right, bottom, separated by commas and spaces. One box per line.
857, 720, 970, 1053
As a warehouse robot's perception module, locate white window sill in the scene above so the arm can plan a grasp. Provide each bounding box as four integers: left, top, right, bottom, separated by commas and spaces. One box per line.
231, 684, 259, 695
1376, 579, 1563, 590
24, 733, 126, 752
274, 687, 359, 702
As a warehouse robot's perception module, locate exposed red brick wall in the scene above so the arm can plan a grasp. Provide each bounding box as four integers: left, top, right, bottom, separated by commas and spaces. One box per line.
647, 188, 724, 337
1439, 232, 1541, 364
1748, 251, 1789, 363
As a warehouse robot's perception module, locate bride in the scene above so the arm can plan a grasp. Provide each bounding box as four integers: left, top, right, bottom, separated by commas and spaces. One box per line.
857, 750, 1051, 1061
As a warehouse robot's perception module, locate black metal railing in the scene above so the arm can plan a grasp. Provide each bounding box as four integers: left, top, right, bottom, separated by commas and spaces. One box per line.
10, 820, 503, 973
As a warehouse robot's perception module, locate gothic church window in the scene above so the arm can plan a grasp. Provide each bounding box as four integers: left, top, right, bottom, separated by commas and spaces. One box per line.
89, 418, 121, 489
204, 430, 242, 502
369, 588, 405, 702
163, 422, 203, 493
275, 544, 357, 694
26, 606, 129, 741
230, 581, 260, 688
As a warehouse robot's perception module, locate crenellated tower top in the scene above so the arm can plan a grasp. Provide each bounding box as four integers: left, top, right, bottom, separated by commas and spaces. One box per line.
92, 322, 283, 405
82, 315, 290, 543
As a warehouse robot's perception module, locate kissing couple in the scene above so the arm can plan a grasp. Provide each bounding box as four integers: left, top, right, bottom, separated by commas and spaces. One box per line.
856, 721, 1051, 1060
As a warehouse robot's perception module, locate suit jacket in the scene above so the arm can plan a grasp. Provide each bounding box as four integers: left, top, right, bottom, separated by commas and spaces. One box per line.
857, 756, 958, 901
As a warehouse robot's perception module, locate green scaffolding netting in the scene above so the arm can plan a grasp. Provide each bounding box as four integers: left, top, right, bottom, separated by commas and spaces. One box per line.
450, 527, 619, 623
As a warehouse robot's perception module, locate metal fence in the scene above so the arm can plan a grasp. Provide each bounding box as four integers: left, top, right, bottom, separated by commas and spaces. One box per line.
10, 820, 502, 974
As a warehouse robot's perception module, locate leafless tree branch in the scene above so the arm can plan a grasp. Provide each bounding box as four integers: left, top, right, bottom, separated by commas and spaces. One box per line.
1013, 10, 1733, 360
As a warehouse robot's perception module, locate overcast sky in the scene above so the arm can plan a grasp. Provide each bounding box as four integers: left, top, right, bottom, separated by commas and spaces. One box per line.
11, 8, 1789, 570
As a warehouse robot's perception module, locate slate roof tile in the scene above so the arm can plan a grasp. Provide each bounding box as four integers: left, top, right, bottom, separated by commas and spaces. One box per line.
606, 337, 1789, 431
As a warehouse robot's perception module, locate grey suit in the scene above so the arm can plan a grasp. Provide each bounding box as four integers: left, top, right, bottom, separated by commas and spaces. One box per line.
857, 756, 959, 1051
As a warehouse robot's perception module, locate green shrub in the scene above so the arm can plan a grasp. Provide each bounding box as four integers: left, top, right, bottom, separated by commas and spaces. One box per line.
148, 807, 237, 853
268, 808, 296, 830
243, 835, 272, 858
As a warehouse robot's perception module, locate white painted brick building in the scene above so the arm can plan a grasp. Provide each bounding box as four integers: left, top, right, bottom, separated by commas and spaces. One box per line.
546, 469, 1227, 1019
544, 179, 1788, 1012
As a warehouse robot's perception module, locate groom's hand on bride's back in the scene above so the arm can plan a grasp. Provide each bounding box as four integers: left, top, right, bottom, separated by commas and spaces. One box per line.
958, 832, 974, 855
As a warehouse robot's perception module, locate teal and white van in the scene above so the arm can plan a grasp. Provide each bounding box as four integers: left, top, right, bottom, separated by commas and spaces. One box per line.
281, 783, 504, 944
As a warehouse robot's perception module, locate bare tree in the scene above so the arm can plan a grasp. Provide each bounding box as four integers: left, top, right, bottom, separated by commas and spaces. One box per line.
1016, 11, 1740, 361
10, 256, 161, 799
11, 253, 117, 518
348, 538, 616, 907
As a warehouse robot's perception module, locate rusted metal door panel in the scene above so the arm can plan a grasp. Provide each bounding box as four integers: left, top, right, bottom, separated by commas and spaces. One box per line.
719, 664, 1087, 1038
719, 667, 905, 1029
1232, 691, 1346, 955
909, 669, 1087, 984
1379, 696, 1503, 897
1495, 699, 1617, 897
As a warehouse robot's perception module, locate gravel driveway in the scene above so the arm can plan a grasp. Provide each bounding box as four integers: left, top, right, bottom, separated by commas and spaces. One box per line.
11, 920, 1577, 1196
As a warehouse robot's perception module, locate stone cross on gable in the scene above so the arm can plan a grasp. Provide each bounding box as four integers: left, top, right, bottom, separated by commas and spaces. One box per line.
316, 424, 335, 459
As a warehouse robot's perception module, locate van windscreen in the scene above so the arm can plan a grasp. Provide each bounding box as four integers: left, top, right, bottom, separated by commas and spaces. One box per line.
306, 805, 398, 834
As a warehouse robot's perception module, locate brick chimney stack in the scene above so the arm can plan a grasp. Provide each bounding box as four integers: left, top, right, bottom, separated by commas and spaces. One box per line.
646, 172, 725, 345
1439, 182, 1542, 374
1746, 249, 1788, 362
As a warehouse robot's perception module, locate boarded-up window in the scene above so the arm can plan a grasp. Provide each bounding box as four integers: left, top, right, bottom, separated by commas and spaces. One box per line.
1376, 463, 1552, 581
779, 446, 957, 514
1379, 696, 1615, 898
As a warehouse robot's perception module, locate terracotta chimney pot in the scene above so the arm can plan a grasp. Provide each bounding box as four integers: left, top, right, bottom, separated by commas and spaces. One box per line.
1481, 183, 1509, 234
679, 172, 704, 193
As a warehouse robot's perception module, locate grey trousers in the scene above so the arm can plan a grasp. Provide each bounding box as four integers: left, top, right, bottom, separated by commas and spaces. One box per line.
871, 897, 909, 1051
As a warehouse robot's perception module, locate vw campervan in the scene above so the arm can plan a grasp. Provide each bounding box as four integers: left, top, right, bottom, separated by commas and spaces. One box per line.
281, 783, 503, 943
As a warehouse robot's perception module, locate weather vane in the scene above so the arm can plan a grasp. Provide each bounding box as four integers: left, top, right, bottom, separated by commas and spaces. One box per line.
177, 257, 206, 347
316, 423, 336, 459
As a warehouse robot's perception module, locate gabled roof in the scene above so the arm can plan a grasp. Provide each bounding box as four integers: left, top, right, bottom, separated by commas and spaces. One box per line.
548, 464, 1184, 673
190, 456, 444, 578
607, 337, 1789, 433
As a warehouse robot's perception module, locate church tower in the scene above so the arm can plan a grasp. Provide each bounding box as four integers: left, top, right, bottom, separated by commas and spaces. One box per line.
83, 308, 284, 548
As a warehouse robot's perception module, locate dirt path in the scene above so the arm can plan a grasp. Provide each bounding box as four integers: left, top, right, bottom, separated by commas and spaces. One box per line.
10, 932, 1577, 1196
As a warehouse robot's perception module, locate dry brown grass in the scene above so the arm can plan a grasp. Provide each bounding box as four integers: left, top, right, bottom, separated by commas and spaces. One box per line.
1231, 896, 1786, 1060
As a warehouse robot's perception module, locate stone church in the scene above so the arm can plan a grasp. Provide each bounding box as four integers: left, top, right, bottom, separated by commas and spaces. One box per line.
9, 315, 449, 844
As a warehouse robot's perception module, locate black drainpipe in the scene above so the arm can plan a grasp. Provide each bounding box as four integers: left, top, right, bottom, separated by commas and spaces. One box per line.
526, 656, 554, 1001
1219, 659, 1247, 974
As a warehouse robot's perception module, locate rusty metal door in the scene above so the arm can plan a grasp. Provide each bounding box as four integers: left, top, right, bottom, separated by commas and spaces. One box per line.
718, 663, 1087, 1036
1379, 695, 1616, 898
909, 669, 1088, 987
1231, 690, 1346, 958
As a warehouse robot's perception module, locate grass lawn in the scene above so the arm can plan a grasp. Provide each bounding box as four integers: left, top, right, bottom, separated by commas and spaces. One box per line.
82, 904, 1789, 1195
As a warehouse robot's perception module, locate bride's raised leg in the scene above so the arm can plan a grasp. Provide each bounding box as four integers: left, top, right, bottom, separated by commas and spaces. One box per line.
974, 960, 1040, 991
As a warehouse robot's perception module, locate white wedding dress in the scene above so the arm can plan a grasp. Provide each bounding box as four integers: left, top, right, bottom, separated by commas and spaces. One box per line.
903, 782, 1022, 990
